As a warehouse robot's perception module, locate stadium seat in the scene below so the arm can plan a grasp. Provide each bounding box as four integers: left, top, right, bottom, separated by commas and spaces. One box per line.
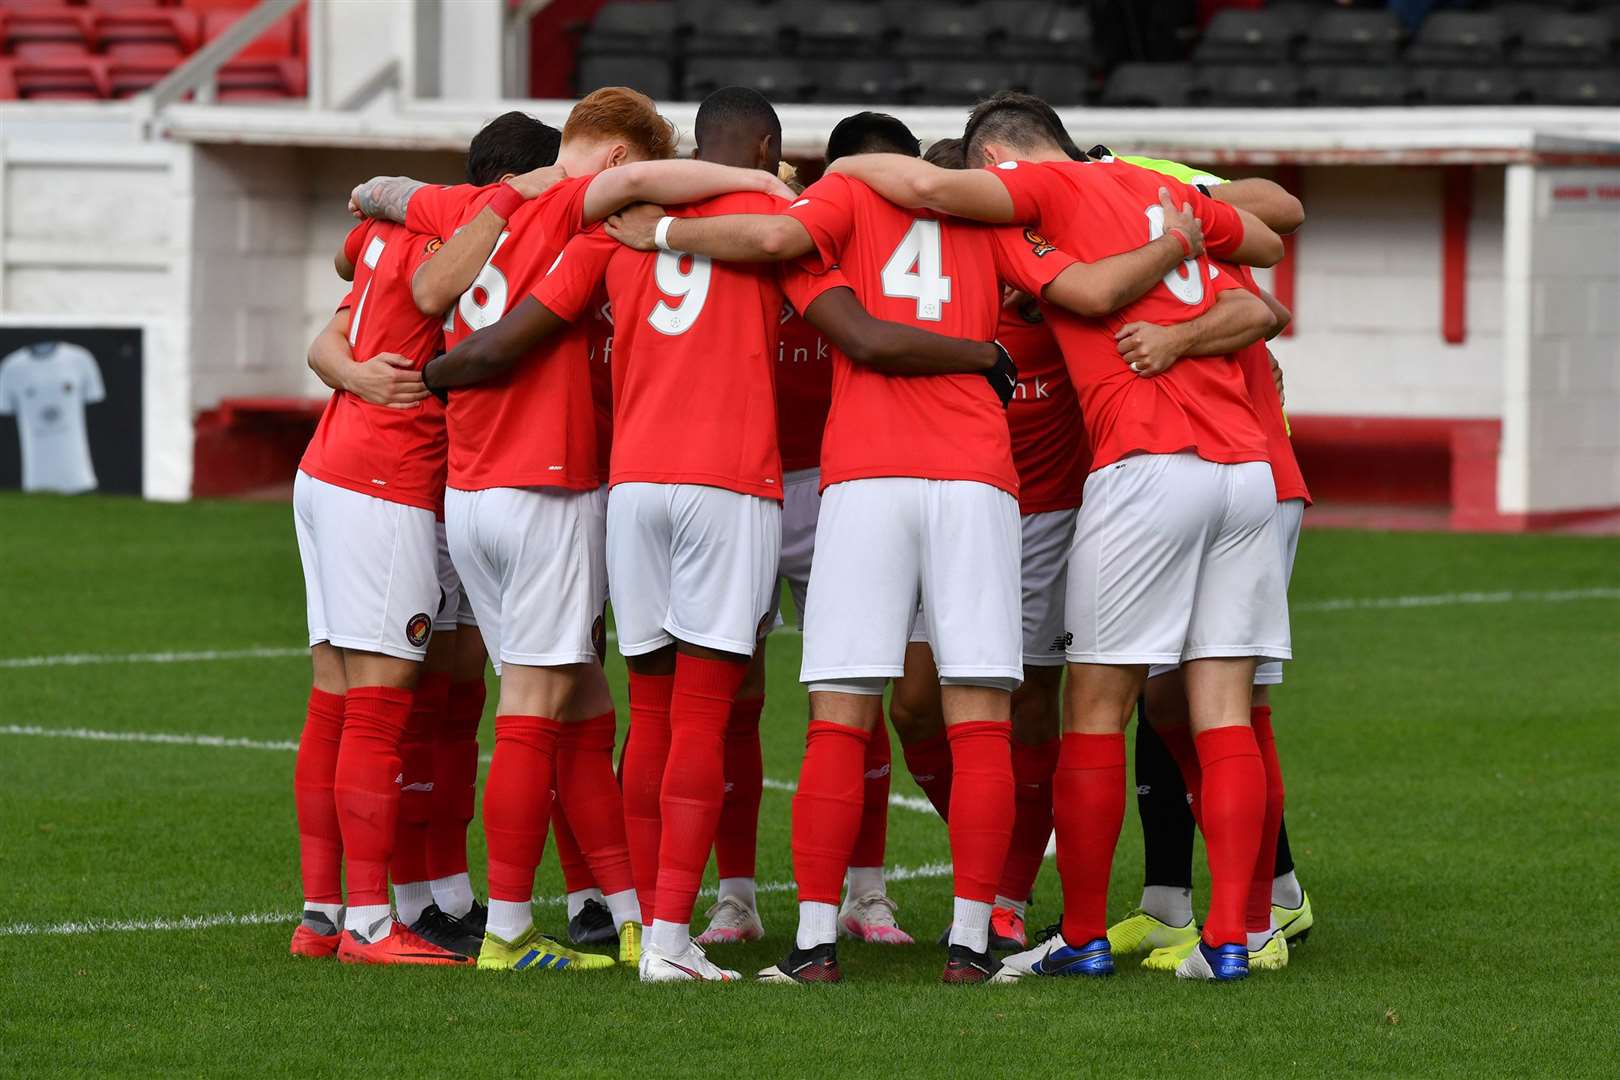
107, 54, 173, 96
685, 2, 783, 57
96, 8, 199, 63
0, 58, 15, 100
1298, 9, 1404, 64
1522, 66, 1620, 106
89, 0, 182, 10
806, 58, 907, 104
1193, 9, 1301, 64
1100, 61, 1197, 107
1021, 60, 1091, 105
12, 56, 110, 99
580, 1, 678, 58
575, 52, 674, 99
783, 2, 889, 59
2, 8, 96, 61
1304, 64, 1413, 107
893, 4, 989, 59
1411, 65, 1523, 105
904, 59, 1016, 105
1513, 13, 1613, 66
202, 7, 297, 60
1202, 63, 1304, 107
1404, 12, 1506, 66
682, 55, 809, 102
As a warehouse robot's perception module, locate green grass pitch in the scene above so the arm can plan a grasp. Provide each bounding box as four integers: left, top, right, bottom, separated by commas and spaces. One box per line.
2, 492, 1617, 1077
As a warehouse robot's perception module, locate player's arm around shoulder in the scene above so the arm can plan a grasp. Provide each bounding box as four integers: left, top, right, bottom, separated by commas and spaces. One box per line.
409, 180, 544, 316
581, 159, 794, 226
1213, 178, 1305, 235
1039, 189, 1205, 318
605, 202, 815, 263
1115, 287, 1273, 378
825, 154, 1018, 223
307, 310, 428, 409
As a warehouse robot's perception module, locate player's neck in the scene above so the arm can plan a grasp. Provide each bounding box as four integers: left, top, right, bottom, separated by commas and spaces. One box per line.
1015, 146, 1073, 165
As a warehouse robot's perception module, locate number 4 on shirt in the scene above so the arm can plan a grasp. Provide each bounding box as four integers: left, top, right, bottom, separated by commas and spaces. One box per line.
880, 219, 952, 322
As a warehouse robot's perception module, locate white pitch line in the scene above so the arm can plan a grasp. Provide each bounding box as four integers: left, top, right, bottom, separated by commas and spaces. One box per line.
763, 775, 934, 816
0, 862, 957, 939
0, 587, 1610, 673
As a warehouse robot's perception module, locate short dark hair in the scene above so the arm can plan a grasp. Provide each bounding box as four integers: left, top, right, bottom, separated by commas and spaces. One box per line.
466, 111, 561, 185
694, 86, 782, 149
923, 137, 965, 169
825, 111, 920, 165
962, 91, 1075, 166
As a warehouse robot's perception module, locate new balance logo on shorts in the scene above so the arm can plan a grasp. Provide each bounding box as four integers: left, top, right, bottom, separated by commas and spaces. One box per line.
1047, 632, 1072, 654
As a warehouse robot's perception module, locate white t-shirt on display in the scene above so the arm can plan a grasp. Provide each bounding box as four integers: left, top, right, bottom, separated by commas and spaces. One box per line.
0, 342, 105, 494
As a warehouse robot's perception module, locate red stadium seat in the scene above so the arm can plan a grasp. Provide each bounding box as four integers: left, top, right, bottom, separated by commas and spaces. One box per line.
88, 0, 181, 11
3, 8, 96, 61
106, 54, 173, 96
216, 55, 304, 99
96, 8, 198, 62
202, 6, 297, 60
13, 55, 110, 99
0, 59, 18, 100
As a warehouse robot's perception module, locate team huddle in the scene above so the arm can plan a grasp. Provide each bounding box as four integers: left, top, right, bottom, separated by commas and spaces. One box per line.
289, 83, 1315, 985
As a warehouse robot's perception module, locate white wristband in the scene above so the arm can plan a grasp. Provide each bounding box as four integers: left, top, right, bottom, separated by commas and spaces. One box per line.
654, 216, 678, 253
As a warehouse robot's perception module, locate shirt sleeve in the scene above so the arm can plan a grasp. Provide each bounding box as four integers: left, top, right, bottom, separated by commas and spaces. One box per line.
404, 183, 487, 238
989, 161, 1066, 226
990, 225, 1079, 298
1120, 155, 1228, 187
781, 176, 857, 274
543, 175, 595, 237
1186, 185, 1247, 260
778, 262, 851, 317
77, 348, 106, 404
342, 221, 370, 271
532, 226, 618, 323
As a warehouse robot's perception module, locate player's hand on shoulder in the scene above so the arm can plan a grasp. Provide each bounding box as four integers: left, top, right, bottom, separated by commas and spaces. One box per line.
1115, 321, 1183, 377
605, 203, 666, 251
1158, 188, 1205, 259
345, 353, 428, 408
508, 164, 568, 199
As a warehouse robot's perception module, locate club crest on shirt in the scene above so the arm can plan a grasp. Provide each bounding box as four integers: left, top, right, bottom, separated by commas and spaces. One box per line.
406, 612, 432, 648
1024, 229, 1056, 257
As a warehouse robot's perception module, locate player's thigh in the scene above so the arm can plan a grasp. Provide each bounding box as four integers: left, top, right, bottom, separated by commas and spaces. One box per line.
1254, 497, 1306, 686
919, 480, 1023, 687
606, 483, 675, 657
800, 478, 924, 684
306, 475, 439, 662
1020, 507, 1076, 668
1065, 453, 1217, 667
667, 485, 781, 658
1184, 462, 1291, 664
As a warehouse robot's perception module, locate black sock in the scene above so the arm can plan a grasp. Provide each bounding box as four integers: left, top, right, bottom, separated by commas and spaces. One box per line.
1274, 815, 1294, 878
1134, 697, 1196, 891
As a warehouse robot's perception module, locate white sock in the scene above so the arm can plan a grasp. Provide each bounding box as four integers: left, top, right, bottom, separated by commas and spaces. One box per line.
1247, 929, 1274, 952
394, 881, 434, 927
1272, 870, 1303, 909
302, 900, 343, 923
430, 873, 475, 919
796, 901, 839, 950
345, 903, 392, 941
949, 897, 992, 953
566, 887, 604, 922
604, 888, 642, 930
718, 876, 757, 909
1140, 885, 1195, 928
649, 919, 689, 956
993, 893, 1027, 917
845, 866, 885, 900
486, 899, 533, 943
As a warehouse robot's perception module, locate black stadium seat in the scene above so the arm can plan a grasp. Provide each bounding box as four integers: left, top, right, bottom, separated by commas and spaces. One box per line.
1522, 66, 1620, 106
1202, 64, 1304, 107
575, 53, 674, 99
808, 58, 907, 104
581, 1, 678, 57
893, 4, 990, 59
1021, 60, 1091, 105
1411, 65, 1523, 105
1298, 9, 1404, 64
1193, 10, 1301, 64
1305, 64, 1413, 107
991, 4, 1095, 65
685, 2, 784, 57
1405, 12, 1507, 66
904, 59, 1015, 105
783, 2, 889, 59
1513, 13, 1613, 66
682, 56, 810, 102
1100, 62, 1197, 108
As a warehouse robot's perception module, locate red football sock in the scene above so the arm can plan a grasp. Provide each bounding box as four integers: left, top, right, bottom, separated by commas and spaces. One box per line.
1196, 724, 1266, 948
391, 672, 445, 888
945, 721, 1015, 905
334, 685, 414, 907
621, 671, 673, 918
1054, 731, 1126, 946
1247, 706, 1286, 936
714, 695, 764, 880
791, 720, 868, 904
1156, 722, 1203, 824
294, 688, 345, 905
900, 730, 953, 821
654, 656, 748, 925
849, 715, 893, 868
556, 710, 634, 896
483, 714, 561, 904
551, 799, 594, 895
998, 736, 1058, 904
426, 678, 484, 881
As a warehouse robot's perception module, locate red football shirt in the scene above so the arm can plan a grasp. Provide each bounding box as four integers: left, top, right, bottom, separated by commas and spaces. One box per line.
783, 174, 1077, 497
405, 177, 599, 491
1221, 261, 1311, 505
535, 192, 840, 500
993, 159, 1270, 473
298, 219, 448, 513
776, 309, 834, 473
999, 300, 1089, 514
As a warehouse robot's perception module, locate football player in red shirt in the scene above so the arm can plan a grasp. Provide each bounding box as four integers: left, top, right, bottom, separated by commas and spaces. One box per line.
606, 110, 1213, 984
351, 87, 799, 973
828, 92, 1288, 981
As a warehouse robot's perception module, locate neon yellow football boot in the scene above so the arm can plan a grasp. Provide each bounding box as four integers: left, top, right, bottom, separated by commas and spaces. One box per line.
618, 920, 643, 967
1107, 908, 1200, 956
1248, 930, 1289, 972
1142, 938, 1199, 972
1272, 891, 1314, 945
476, 925, 615, 972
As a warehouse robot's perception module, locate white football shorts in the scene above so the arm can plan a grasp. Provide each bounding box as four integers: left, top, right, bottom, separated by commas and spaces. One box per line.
1066, 452, 1291, 667
606, 481, 782, 658
444, 484, 608, 676
771, 466, 822, 629
801, 477, 1022, 689
293, 470, 440, 662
